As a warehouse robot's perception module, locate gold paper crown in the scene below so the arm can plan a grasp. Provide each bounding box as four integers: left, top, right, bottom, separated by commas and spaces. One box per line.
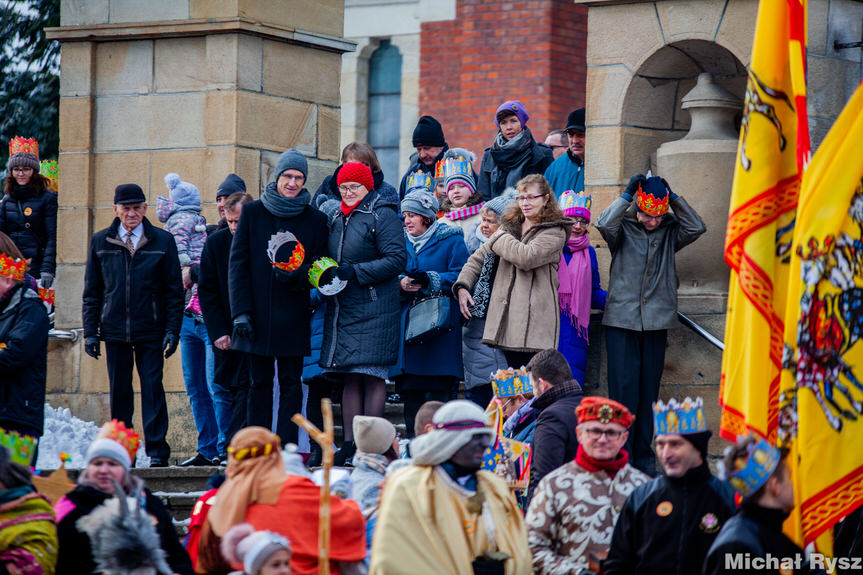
9, 136, 38, 158
653, 397, 707, 435
434, 159, 445, 180
0, 253, 26, 281
96, 420, 141, 463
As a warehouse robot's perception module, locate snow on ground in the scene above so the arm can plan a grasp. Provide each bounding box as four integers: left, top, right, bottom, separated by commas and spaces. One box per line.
35, 404, 151, 470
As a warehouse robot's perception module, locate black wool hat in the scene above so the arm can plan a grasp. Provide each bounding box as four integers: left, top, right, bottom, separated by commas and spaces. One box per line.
412, 115, 446, 147
217, 173, 246, 198
114, 183, 146, 205
566, 108, 586, 132
682, 430, 712, 460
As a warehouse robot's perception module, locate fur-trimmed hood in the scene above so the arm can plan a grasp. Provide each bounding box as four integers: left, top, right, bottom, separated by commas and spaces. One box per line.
501, 213, 573, 240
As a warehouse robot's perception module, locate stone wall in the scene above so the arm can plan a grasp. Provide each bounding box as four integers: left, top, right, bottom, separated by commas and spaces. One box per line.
46, 0, 353, 459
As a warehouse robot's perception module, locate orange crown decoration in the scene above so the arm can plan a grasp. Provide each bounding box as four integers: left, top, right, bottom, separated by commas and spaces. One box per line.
636, 185, 669, 216
0, 253, 26, 281
96, 419, 141, 463
39, 287, 55, 306
9, 136, 39, 159
434, 159, 445, 181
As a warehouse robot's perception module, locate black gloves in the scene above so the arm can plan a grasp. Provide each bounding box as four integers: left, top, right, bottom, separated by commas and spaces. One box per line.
84, 337, 100, 360
407, 271, 430, 288
623, 174, 647, 200
233, 313, 255, 342
273, 266, 304, 284
336, 263, 356, 281
162, 332, 179, 359
472, 557, 505, 575
661, 177, 680, 202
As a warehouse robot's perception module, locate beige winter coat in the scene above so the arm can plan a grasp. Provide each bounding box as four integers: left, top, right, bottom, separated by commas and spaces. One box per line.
454, 215, 571, 352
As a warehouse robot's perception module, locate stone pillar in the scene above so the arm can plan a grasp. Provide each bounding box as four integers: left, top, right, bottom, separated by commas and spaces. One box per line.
45, 0, 354, 458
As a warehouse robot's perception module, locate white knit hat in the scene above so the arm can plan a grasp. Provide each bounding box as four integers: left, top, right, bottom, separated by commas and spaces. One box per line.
353, 416, 396, 455
85, 438, 131, 471
410, 400, 494, 466
222, 524, 291, 575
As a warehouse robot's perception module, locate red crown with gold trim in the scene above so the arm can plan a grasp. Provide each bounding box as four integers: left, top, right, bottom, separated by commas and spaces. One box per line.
636, 185, 669, 216
434, 159, 445, 181
576, 396, 634, 428
0, 253, 26, 281
9, 136, 39, 158
96, 420, 141, 463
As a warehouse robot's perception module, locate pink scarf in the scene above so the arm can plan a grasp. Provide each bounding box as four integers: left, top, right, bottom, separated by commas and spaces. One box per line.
558, 234, 592, 341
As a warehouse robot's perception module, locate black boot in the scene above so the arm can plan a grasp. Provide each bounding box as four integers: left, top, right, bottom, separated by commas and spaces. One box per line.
333, 440, 356, 467
307, 442, 322, 468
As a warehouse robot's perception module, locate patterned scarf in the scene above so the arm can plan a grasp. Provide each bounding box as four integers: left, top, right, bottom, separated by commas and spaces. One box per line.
444, 202, 485, 222
558, 233, 592, 341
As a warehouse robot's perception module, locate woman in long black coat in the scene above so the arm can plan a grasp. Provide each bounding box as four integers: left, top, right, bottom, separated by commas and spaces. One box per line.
319, 162, 406, 465
228, 149, 328, 446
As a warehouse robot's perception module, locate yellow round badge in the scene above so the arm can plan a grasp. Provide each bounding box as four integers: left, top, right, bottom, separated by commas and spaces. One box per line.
24, 207, 32, 216
656, 501, 673, 517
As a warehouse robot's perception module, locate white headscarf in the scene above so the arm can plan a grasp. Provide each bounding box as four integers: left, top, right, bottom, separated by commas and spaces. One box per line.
411, 400, 495, 466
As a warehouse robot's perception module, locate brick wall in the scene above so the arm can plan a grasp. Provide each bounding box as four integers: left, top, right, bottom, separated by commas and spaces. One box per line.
419, 0, 587, 166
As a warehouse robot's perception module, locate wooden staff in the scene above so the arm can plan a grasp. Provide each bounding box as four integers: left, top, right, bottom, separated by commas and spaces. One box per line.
292, 398, 334, 575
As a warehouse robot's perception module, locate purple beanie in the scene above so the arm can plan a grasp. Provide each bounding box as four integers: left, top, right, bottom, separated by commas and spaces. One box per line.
495, 101, 530, 128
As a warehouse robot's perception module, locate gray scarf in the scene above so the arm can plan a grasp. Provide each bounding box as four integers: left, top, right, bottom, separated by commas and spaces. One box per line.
261, 181, 311, 218
405, 220, 440, 254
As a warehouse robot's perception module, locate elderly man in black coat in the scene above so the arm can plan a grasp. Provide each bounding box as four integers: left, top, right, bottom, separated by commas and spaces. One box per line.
228, 149, 328, 446
82, 184, 184, 466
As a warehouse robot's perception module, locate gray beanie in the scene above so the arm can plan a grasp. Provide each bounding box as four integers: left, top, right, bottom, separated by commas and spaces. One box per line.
401, 190, 439, 219
274, 149, 308, 182
86, 438, 132, 471
484, 187, 517, 216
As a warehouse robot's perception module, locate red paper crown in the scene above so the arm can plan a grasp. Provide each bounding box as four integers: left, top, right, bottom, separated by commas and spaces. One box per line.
9, 136, 39, 158
96, 420, 141, 463
576, 396, 634, 428
39, 287, 55, 306
0, 253, 26, 281
434, 159, 445, 181
636, 185, 669, 216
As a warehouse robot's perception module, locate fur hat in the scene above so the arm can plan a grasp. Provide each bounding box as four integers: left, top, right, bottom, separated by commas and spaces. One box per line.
410, 400, 495, 467
274, 149, 308, 181
353, 416, 396, 455
164, 173, 201, 207
222, 523, 291, 575
495, 100, 530, 128
401, 190, 439, 220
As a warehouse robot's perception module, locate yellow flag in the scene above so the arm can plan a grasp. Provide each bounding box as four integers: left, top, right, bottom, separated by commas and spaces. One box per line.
720, 0, 809, 442
779, 81, 863, 547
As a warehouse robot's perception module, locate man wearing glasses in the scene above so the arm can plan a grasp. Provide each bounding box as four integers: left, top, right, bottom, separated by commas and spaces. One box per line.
596, 175, 706, 476
544, 108, 586, 199
527, 397, 650, 575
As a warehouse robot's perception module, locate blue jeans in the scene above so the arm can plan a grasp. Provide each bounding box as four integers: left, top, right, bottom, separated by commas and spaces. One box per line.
180, 315, 218, 459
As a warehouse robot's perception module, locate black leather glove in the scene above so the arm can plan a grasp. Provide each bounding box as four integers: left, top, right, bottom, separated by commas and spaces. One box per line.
661, 177, 680, 202
273, 266, 303, 284
623, 173, 647, 199
407, 271, 430, 288
472, 557, 505, 575
233, 313, 255, 342
336, 263, 356, 281
84, 337, 100, 360
162, 332, 179, 359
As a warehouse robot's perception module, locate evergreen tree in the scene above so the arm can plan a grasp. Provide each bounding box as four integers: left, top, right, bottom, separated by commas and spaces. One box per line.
0, 0, 60, 172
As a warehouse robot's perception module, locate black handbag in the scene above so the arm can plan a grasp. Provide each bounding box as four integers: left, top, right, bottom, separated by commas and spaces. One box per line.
405, 295, 456, 344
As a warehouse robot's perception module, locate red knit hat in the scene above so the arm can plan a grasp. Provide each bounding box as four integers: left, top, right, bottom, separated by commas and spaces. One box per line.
576, 396, 634, 429
337, 162, 374, 193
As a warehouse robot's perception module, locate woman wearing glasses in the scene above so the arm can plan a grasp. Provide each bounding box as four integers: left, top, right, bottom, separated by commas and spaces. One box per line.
1, 137, 57, 289
320, 162, 406, 466
556, 190, 607, 386
454, 174, 571, 369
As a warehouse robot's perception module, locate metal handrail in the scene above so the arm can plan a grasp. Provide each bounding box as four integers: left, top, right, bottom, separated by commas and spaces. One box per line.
48, 328, 79, 343
677, 312, 724, 351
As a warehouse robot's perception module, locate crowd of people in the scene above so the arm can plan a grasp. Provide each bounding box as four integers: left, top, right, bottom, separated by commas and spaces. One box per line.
0, 100, 849, 574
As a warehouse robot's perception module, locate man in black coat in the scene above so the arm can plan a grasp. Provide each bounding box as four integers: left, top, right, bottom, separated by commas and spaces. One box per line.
0, 237, 49, 442
397, 115, 449, 200
82, 184, 184, 466
605, 397, 736, 575
524, 348, 584, 508
228, 149, 328, 446
198, 191, 252, 459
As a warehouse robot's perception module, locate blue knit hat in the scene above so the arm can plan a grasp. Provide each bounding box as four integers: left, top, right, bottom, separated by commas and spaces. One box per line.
274, 149, 308, 182
164, 173, 201, 207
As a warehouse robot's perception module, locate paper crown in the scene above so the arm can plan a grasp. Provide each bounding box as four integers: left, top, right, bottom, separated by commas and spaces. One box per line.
40, 160, 58, 192
636, 180, 669, 216
307, 257, 347, 296
0, 427, 38, 466
653, 397, 707, 436
96, 420, 141, 463
576, 396, 634, 428
406, 170, 434, 193
266, 231, 305, 272
559, 189, 592, 219
491, 368, 532, 398
0, 253, 26, 281
443, 156, 472, 180
727, 436, 782, 499
434, 159, 445, 181
9, 136, 38, 159
38, 287, 55, 306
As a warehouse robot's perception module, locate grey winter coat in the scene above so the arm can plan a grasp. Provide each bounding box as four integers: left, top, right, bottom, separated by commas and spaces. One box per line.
595, 196, 706, 332
320, 189, 407, 369
462, 318, 507, 389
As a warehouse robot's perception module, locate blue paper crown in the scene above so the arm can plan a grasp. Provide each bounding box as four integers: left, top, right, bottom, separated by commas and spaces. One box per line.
406, 170, 434, 193
727, 436, 781, 499
443, 157, 472, 180
491, 368, 533, 398
559, 189, 592, 211
653, 397, 707, 436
